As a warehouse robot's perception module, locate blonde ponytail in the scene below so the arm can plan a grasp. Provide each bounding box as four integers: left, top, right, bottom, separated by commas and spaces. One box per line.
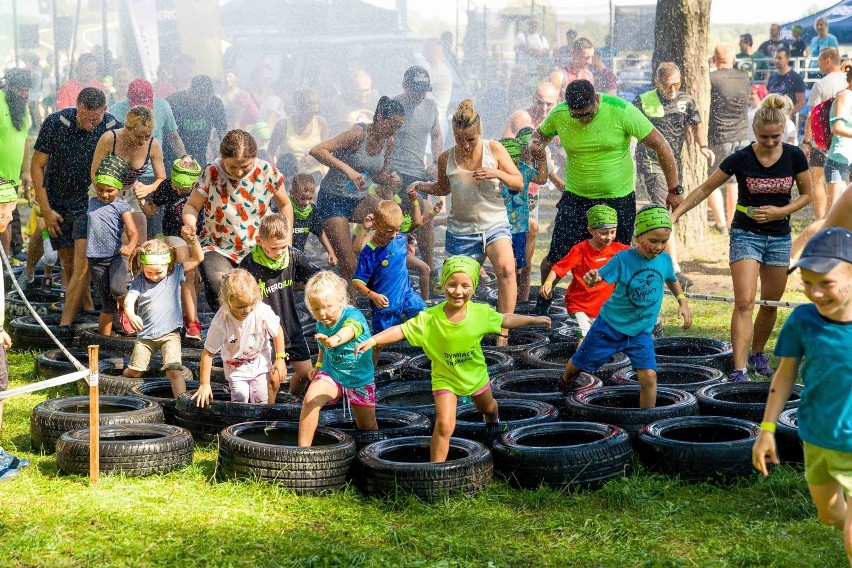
452, 98, 480, 131
752, 93, 789, 131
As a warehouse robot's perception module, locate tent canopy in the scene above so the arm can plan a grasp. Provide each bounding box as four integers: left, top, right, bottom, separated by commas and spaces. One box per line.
782, 0, 852, 44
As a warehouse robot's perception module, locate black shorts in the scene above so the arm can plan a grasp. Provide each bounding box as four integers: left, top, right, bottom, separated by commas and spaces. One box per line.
545, 191, 636, 264
285, 325, 311, 363
808, 147, 827, 168
88, 255, 130, 314
49, 209, 88, 250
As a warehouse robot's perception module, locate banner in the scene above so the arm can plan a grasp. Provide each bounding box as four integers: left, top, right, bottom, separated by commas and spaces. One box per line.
126, 0, 160, 80
175, 0, 224, 80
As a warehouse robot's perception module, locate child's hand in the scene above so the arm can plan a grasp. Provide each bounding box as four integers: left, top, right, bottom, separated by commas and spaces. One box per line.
191, 383, 214, 408
181, 225, 198, 243
386, 171, 402, 189
371, 293, 389, 309
678, 302, 692, 329
432, 200, 444, 215
473, 167, 500, 180
127, 314, 144, 331
272, 359, 288, 384
353, 339, 376, 356
406, 182, 421, 201
362, 214, 375, 231
540, 282, 552, 299
315, 333, 342, 348
0, 330, 11, 349
538, 316, 552, 329
583, 269, 602, 287
327, 251, 338, 266
751, 431, 779, 477
119, 244, 134, 258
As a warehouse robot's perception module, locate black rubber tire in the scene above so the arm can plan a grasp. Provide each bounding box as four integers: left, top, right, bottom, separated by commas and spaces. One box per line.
487, 286, 566, 305
318, 408, 432, 448
638, 415, 760, 481
453, 399, 559, 443
404, 350, 513, 381
374, 350, 409, 385
777, 408, 803, 464
653, 336, 734, 374
95, 365, 195, 396
5, 289, 64, 320
609, 363, 724, 392
35, 348, 124, 380
490, 370, 601, 406
129, 380, 230, 425
356, 436, 493, 500
491, 421, 632, 489
563, 385, 699, 439
478, 330, 549, 357
375, 381, 437, 420
80, 328, 137, 356
10, 314, 100, 351
523, 341, 630, 383
382, 339, 425, 357
30, 395, 165, 453
217, 421, 356, 494
56, 424, 194, 476
694, 382, 803, 422
173, 392, 303, 443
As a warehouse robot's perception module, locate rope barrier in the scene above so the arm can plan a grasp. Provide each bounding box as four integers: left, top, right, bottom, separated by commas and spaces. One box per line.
664, 290, 807, 309
0, 369, 90, 401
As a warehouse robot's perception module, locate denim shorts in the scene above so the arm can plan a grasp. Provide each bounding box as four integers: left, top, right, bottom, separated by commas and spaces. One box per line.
571, 317, 656, 372
729, 228, 791, 267
316, 188, 362, 222
824, 158, 850, 184
445, 224, 512, 263
511, 232, 527, 269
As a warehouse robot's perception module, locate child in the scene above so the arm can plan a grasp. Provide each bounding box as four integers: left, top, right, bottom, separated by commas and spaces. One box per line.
540, 205, 630, 345
194, 269, 288, 406
289, 173, 337, 267
122, 234, 204, 397
87, 154, 140, 335
558, 206, 692, 408
752, 227, 852, 562
299, 271, 376, 447
352, 200, 426, 364
142, 156, 204, 340
239, 213, 319, 400
355, 255, 551, 462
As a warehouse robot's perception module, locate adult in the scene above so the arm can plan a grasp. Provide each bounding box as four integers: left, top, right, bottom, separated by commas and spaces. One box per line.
310, 97, 404, 288
534, 80, 680, 304
249, 63, 284, 130
550, 38, 595, 99
707, 43, 752, 232
388, 67, 443, 271
672, 94, 812, 383
758, 24, 788, 60
166, 75, 228, 167
822, 69, 852, 216
767, 47, 806, 116
515, 17, 550, 74
0, 69, 32, 253
811, 17, 839, 59
268, 89, 329, 180
423, 38, 453, 131
55, 53, 106, 109
735, 34, 756, 77
591, 51, 617, 95
222, 69, 258, 131
408, 99, 523, 344
634, 62, 713, 290
182, 130, 293, 310
824, 184, 852, 230
32, 88, 121, 326
502, 81, 558, 137
747, 84, 769, 141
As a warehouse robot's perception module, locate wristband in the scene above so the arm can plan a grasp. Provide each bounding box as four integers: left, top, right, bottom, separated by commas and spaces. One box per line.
275, 352, 287, 360
760, 421, 776, 433
315, 361, 323, 368
369, 338, 377, 348
413, 199, 420, 206
544, 280, 554, 286
676, 293, 686, 300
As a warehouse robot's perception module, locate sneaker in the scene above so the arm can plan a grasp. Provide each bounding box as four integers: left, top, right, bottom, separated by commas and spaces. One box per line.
118, 312, 136, 335
727, 369, 750, 383
484, 421, 508, 447
15, 270, 34, 289
748, 352, 774, 377
676, 272, 694, 291
185, 320, 202, 341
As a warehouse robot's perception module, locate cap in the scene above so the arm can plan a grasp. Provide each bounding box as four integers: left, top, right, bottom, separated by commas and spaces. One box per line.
499, 138, 522, 162
403, 66, 432, 92
171, 156, 201, 190
127, 78, 154, 108
789, 227, 852, 274
4, 68, 32, 89
95, 154, 130, 191
792, 25, 804, 34
634, 205, 672, 236
587, 205, 618, 229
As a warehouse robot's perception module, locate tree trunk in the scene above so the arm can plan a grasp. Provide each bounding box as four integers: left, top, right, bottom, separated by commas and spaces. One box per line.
652, 0, 712, 251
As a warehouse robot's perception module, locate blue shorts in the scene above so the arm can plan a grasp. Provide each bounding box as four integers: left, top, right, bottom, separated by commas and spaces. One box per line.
316, 188, 362, 222
445, 224, 512, 263
511, 232, 527, 269
371, 293, 426, 333
49, 209, 88, 250
824, 158, 850, 184
571, 317, 656, 372
729, 228, 791, 267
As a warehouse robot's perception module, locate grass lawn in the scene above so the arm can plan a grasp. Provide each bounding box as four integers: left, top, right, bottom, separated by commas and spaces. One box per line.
0, 295, 846, 566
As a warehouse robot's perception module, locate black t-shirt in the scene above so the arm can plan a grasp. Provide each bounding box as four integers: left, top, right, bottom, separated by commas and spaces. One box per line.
238, 247, 319, 349
165, 90, 228, 165
790, 39, 807, 58
719, 143, 808, 236
709, 68, 751, 144
33, 108, 122, 213
292, 209, 323, 251
767, 70, 806, 102
148, 178, 200, 237
758, 39, 788, 59
633, 90, 701, 168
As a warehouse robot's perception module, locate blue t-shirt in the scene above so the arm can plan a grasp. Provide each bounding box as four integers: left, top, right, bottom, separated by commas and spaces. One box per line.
810, 34, 839, 57
86, 197, 131, 258
317, 306, 374, 388
774, 304, 852, 452
598, 248, 676, 336
353, 234, 420, 313
128, 263, 185, 340
501, 161, 538, 234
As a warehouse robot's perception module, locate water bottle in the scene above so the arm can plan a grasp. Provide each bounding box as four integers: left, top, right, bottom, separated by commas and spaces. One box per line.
345, 170, 369, 194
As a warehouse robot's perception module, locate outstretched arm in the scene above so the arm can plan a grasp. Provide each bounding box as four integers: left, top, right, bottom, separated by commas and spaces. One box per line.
354, 325, 405, 356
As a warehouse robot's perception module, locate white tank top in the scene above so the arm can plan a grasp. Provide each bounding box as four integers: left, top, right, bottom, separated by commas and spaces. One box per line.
446, 140, 510, 234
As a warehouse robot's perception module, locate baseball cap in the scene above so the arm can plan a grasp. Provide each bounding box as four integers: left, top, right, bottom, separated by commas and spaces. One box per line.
127, 78, 154, 108
789, 227, 852, 274
403, 66, 432, 92
587, 205, 618, 229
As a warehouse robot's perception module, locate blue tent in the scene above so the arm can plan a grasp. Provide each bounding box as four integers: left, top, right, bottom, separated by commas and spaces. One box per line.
782, 0, 852, 44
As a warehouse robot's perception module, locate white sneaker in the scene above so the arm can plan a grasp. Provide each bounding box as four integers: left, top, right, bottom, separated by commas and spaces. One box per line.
15, 270, 34, 289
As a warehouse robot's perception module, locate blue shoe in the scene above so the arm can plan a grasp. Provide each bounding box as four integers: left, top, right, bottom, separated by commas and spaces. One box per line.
727, 369, 750, 383
748, 352, 774, 377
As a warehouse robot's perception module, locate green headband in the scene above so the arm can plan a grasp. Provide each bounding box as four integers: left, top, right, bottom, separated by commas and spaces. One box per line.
634, 206, 672, 236
499, 138, 522, 162
171, 157, 201, 189
587, 204, 618, 228
95, 154, 129, 191
441, 255, 481, 290
140, 252, 172, 265
515, 127, 533, 150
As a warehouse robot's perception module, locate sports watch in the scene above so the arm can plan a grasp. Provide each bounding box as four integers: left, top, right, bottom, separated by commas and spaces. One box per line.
668, 184, 684, 196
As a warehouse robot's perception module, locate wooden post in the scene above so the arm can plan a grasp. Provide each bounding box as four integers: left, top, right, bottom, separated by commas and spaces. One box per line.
88, 344, 99, 486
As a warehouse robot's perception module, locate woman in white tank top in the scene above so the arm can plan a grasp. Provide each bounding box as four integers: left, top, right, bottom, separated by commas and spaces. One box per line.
409, 99, 524, 345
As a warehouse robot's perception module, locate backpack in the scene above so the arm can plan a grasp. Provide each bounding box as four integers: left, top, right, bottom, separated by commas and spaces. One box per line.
811, 96, 835, 152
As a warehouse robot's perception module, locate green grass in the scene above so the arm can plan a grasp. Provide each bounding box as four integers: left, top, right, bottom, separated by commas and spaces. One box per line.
1, 302, 847, 567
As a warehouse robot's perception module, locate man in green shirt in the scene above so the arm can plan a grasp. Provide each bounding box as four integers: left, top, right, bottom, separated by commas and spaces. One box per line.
0, 69, 32, 254
533, 80, 680, 304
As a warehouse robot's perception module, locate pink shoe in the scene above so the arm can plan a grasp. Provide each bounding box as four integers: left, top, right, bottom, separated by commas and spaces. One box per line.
185, 321, 202, 341
118, 312, 136, 335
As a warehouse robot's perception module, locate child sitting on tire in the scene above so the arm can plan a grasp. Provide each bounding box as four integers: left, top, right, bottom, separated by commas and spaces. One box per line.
299, 271, 377, 447
753, 228, 852, 561
354, 255, 550, 462
123, 235, 204, 397
557, 206, 692, 408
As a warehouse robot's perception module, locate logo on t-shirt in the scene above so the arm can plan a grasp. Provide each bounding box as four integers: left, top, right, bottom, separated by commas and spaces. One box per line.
444, 349, 474, 366
746, 176, 792, 194
626, 268, 664, 307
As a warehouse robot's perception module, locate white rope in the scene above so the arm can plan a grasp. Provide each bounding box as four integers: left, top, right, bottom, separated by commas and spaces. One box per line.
0, 369, 90, 400
664, 290, 806, 309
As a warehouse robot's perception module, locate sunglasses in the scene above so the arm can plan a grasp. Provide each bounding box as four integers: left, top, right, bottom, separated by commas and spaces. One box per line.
570, 110, 596, 119
661, 82, 682, 89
